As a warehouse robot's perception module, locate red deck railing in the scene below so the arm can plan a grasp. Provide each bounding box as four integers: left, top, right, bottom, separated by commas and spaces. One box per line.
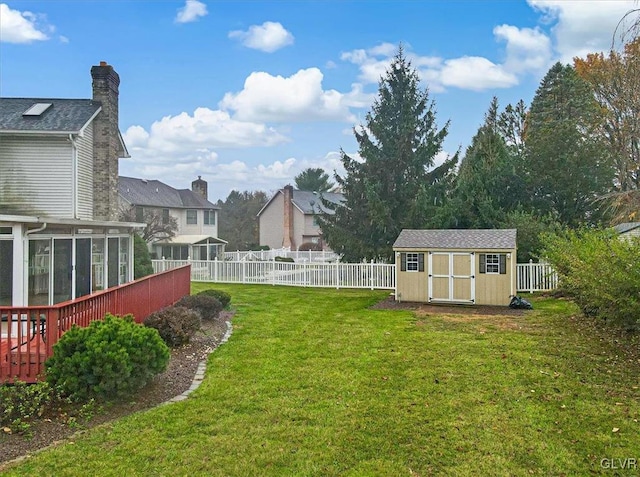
0, 265, 191, 384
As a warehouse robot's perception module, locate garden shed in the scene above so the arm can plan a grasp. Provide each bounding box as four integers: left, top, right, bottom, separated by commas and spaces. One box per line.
393, 229, 517, 306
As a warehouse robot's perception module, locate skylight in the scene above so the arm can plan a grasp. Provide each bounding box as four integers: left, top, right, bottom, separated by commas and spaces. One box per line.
23, 103, 53, 116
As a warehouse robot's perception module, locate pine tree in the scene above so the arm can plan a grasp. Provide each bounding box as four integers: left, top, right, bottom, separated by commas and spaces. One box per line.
294, 168, 334, 192
319, 47, 457, 261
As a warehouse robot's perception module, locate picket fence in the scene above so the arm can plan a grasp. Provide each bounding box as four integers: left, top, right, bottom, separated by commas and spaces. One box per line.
223, 248, 340, 263
152, 258, 558, 293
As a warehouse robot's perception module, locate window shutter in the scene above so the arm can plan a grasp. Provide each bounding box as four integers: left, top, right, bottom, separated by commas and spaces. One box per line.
479, 254, 486, 274
418, 253, 424, 272
400, 253, 407, 272
499, 254, 507, 274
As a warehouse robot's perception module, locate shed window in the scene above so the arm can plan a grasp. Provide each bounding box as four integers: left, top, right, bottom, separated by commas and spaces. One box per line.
480, 253, 507, 274
400, 252, 424, 272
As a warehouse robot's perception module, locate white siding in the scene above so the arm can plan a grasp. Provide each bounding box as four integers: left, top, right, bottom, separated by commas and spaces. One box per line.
259, 193, 285, 249
76, 127, 94, 219
0, 135, 73, 217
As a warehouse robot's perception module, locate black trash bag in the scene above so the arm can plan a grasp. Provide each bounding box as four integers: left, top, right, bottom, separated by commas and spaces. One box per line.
509, 295, 533, 310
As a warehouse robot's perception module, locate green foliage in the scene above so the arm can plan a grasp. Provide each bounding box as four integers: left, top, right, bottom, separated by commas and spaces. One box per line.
175, 294, 223, 321
45, 314, 170, 401
297, 241, 322, 252
133, 233, 154, 279
0, 381, 56, 433
196, 288, 231, 308
500, 209, 563, 262
294, 167, 334, 192
524, 62, 614, 226
144, 306, 201, 348
274, 256, 295, 263
541, 228, 640, 330
319, 46, 457, 262
216, 190, 268, 250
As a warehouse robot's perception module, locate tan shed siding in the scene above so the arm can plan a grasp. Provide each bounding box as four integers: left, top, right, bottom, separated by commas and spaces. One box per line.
474, 248, 517, 306
395, 249, 428, 302
76, 128, 94, 219
0, 135, 73, 217
259, 193, 285, 249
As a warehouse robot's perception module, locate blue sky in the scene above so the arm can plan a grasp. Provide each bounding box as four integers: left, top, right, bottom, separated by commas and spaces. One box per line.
1, 1, 635, 201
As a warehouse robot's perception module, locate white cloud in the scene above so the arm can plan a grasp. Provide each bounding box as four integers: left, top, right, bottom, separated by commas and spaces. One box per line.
228, 21, 294, 53
493, 24, 552, 74
220, 68, 372, 122
528, 0, 636, 60
175, 0, 208, 24
0, 3, 51, 43
440, 57, 518, 91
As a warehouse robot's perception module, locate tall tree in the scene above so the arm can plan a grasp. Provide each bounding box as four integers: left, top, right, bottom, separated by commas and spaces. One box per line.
217, 190, 268, 250
448, 97, 525, 228
524, 62, 613, 227
119, 205, 178, 243
319, 47, 457, 262
294, 167, 334, 192
575, 38, 640, 222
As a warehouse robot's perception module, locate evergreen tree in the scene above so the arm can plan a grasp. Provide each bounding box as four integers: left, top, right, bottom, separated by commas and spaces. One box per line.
217, 190, 268, 250
524, 62, 613, 226
320, 47, 457, 261
294, 167, 334, 192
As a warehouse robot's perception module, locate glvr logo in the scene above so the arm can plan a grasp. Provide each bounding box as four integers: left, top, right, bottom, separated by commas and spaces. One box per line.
601, 458, 638, 469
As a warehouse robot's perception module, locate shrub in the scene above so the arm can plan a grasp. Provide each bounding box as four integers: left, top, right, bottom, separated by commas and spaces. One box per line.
0, 381, 57, 433
144, 306, 201, 347
197, 289, 231, 308
133, 233, 154, 279
541, 228, 640, 331
274, 256, 295, 263
45, 314, 170, 401
175, 294, 223, 321
298, 242, 322, 251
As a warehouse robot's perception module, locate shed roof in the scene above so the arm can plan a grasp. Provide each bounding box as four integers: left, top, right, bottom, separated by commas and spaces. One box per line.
118, 176, 219, 210
393, 229, 517, 250
613, 222, 640, 234
0, 98, 101, 133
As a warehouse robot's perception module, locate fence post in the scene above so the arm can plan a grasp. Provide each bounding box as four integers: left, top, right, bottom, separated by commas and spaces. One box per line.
214, 257, 218, 282
370, 259, 374, 290
336, 261, 340, 289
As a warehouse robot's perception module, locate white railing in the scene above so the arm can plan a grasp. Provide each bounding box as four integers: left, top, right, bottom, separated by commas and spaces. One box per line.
516, 261, 558, 293
222, 248, 340, 263
153, 259, 395, 290
153, 258, 558, 293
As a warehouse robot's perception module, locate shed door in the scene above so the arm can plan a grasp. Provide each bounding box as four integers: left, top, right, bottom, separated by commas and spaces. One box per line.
428, 252, 475, 303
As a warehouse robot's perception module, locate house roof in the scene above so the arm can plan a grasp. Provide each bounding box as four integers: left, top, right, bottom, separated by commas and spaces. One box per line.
257, 188, 345, 217
613, 222, 640, 234
155, 234, 227, 245
0, 98, 101, 134
393, 229, 517, 250
118, 176, 219, 210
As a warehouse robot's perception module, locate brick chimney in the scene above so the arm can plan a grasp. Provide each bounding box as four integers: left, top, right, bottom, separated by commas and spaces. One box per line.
282, 185, 295, 249
192, 176, 208, 200
91, 61, 120, 221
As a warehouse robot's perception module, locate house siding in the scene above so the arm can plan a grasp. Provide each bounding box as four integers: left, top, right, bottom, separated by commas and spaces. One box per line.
76, 127, 94, 219
0, 136, 73, 217
259, 193, 285, 249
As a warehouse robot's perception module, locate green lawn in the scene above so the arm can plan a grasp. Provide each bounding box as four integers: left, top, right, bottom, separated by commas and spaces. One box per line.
4, 285, 639, 476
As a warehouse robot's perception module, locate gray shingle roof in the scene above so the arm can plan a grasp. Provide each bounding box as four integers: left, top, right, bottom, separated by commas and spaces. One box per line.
393, 229, 517, 250
613, 222, 640, 234
292, 190, 344, 214
118, 176, 219, 209
0, 98, 101, 133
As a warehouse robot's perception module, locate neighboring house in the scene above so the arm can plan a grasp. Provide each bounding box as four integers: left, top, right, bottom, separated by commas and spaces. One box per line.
257, 185, 344, 251
613, 222, 640, 241
393, 229, 517, 306
119, 175, 226, 260
0, 62, 142, 306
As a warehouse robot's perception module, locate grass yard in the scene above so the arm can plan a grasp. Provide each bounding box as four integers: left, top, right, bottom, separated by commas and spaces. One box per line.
3, 285, 639, 476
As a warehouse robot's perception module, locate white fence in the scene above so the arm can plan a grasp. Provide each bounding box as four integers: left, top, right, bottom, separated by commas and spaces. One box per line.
516, 261, 558, 293
223, 248, 340, 263
152, 259, 558, 293
153, 259, 395, 290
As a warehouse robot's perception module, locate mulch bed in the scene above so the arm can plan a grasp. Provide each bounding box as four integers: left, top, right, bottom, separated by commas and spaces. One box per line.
371, 295, 526, 316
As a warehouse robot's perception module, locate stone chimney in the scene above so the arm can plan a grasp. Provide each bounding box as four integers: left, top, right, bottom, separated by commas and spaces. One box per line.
192, 176, 208, 200
91, 61, 120, 221
282, 185, 295, 249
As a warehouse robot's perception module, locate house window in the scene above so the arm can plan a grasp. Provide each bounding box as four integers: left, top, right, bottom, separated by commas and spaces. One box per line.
162, 209, 170, 224
0, 239, 13, 305
135, 206, 144, 222
480, 253, 506, 274
204, 210, 216, 225
186, 209, 197, 225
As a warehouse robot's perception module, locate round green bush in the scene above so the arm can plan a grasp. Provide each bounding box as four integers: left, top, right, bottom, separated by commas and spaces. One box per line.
45, 314, 170, 401
144, 306, 201, 347
175, 294, 223, 321
196, 289, 231, 309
